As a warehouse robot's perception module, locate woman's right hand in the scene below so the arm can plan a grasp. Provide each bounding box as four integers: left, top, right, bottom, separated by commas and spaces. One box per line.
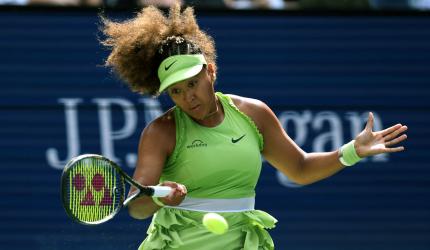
158, 181, 187, 206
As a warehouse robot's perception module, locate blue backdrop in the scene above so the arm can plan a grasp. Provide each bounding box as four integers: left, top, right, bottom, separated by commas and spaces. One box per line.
0, 8, 429, 250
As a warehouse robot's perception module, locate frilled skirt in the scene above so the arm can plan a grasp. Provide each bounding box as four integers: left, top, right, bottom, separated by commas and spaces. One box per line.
138, 208, 277, 250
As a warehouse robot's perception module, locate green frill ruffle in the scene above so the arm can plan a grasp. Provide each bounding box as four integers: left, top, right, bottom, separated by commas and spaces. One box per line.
139, 208, 277, 250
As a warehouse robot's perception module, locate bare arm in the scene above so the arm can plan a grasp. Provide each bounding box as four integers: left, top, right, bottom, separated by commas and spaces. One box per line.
230, 96, 407, 185
254, 100, 344, 185
127, 111, 186, 219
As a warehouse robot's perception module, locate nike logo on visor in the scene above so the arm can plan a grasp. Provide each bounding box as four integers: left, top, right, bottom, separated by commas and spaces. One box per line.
165, 60, 177, 71
232, 134, 246, 143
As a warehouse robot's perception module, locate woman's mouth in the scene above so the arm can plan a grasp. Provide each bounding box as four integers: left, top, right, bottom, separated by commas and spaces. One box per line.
190, 105, 200, 111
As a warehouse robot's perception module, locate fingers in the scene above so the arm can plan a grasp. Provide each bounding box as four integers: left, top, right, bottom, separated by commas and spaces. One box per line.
365, 112, 374, 131
371, 143, 405, 155
380, 124, 403, 137
384, 146, 405, 153
383, 125, 408, 141
158, 181, 187, 206
176, 184, 187, 195
385, 133, 408, 147
161, 181, 187, 196
381, 124, 407, 154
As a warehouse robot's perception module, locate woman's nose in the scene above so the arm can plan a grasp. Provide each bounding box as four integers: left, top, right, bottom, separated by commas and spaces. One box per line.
184, 89, 195, 102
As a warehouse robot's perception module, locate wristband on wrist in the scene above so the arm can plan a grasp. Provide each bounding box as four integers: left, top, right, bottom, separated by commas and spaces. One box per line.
152, 196, 165, 207
339, 140, 363, 166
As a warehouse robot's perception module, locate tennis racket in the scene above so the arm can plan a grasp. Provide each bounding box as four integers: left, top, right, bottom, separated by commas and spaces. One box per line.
61, 154, 171, 225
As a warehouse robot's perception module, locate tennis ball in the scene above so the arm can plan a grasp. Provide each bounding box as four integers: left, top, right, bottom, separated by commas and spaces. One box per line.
202, 212, 229, 235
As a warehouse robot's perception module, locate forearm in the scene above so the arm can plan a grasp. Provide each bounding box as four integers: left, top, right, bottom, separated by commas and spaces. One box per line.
295, 150, 345, 185
127, 196, 161, 220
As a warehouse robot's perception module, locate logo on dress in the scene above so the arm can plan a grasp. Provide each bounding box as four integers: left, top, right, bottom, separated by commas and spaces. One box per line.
232, 134, 246, 143
187, 139, 208, 149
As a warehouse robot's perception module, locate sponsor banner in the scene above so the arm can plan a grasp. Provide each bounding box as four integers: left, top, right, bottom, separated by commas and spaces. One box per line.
1, 10, 429, 250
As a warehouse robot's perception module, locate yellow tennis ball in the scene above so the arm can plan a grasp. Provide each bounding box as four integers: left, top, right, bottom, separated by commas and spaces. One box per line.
202, 212, 229, 235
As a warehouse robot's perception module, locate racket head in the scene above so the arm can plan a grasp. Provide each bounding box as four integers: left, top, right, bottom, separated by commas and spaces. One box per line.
61, 154, 125, 225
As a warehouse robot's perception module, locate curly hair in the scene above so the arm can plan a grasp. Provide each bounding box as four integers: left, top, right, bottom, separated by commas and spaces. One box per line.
100, 4, 217, 96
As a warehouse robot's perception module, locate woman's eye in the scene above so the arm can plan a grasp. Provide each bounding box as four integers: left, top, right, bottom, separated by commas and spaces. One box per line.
188, 81, 196, 88
170, 88, 181, 95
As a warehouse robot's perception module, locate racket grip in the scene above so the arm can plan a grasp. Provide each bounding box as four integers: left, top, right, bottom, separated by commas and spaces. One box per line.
150, 186, 172, 197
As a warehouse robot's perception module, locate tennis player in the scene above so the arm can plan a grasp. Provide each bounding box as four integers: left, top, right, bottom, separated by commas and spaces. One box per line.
100, 4, 408, 250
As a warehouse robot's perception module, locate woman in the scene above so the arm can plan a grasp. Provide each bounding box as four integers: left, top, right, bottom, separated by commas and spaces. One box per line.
100, 4, 408, 250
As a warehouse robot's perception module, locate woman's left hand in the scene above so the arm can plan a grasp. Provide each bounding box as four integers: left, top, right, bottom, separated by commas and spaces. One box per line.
354, 112, 408, 158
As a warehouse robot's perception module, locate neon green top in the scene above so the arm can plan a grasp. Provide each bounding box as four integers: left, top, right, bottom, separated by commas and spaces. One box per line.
141, 92, 277, 250
160, 92, 264, 199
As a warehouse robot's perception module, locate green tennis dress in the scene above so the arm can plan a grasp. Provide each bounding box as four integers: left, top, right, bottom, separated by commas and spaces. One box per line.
139, 92, 277, 250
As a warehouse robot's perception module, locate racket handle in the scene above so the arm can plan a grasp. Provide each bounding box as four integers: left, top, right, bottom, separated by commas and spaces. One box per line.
150, 186, 172, 197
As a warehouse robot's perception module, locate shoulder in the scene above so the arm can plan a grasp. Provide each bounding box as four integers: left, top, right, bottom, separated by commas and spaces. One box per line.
225, 94, 273, 132
225, 94, 270, 113
140, 107, 176, 155
144, 108, 176, 134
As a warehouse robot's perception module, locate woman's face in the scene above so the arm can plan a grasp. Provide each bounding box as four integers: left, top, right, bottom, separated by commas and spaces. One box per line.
167, 64, 217, 121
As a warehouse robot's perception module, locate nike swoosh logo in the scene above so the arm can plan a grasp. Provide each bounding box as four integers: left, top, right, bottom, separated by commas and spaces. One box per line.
231, 134, 246, 143
164, 60, 177, 71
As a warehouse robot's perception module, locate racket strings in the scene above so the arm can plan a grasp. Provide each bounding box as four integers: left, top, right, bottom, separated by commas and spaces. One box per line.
65, 157, 124, 224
